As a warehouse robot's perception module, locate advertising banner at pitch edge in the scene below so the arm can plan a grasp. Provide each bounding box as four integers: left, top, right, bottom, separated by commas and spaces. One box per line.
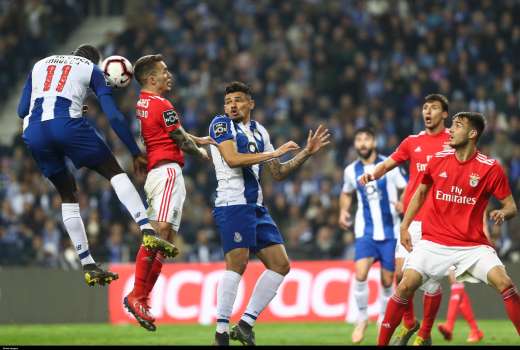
108, 260, 384, 325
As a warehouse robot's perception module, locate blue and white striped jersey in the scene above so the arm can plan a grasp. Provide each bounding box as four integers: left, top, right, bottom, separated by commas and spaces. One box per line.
342, 155, 407, 241
20, 54, 111, 131
209, 115, 274, 207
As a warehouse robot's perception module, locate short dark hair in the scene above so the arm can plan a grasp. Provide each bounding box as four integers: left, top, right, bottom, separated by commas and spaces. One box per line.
72, 44, 101, 64
424, 93, 449, 112
225, 81, 251, 97
133, 54, 164, 86
354, 127, 375, 139
452, 111, 486, 141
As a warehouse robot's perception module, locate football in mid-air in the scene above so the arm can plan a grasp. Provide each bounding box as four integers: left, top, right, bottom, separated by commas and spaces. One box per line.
101, 55, 133, 88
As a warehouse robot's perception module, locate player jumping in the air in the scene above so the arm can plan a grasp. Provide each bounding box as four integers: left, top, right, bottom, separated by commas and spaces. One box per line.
17, 44, 176, 287
123, 54, 214, 331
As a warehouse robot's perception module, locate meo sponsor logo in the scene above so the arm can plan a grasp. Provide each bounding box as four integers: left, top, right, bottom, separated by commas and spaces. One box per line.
108, 261, 385, 324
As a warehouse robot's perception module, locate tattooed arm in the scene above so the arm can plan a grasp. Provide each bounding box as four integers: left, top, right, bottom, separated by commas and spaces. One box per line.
169, 126, 209, 159
265, 149, 312, 180
266, 124, 331, 181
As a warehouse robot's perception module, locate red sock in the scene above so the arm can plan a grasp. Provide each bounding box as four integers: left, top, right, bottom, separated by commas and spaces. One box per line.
378, 294, 409, 345
501, 285, 520, 335
130, 245, 155, 298
144, 252, 165, 297
402, 295, 416, 329
459, 289, 479, 332
445, 283, 464, 331
418, 289, 442, 339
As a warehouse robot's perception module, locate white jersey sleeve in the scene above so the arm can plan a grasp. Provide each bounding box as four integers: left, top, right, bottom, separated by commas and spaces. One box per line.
388, 166, 408, 190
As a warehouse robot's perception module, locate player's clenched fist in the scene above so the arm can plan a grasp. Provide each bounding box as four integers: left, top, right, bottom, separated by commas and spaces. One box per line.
358, 172, 375, 186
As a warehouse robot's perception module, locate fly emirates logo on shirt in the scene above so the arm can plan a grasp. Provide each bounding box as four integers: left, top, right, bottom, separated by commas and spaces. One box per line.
435, 185, 477, 205
416, 155, 432, 172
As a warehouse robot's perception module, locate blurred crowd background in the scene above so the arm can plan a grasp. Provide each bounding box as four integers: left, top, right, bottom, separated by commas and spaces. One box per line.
1, 0, 519, 269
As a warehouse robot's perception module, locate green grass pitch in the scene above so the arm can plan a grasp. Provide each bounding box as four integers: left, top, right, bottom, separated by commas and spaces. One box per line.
1, 320, 517, 345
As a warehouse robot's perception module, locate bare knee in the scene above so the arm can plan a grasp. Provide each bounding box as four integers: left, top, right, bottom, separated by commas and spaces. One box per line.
382, 274, 394, 288
271, 261, 290, 276
396, 282, 416, 299
226, 249, 249, 275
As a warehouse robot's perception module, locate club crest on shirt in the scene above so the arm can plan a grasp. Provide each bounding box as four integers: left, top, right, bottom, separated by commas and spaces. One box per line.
234, 232, 242, 243
213, 122, 228, 138
469, 173, 480, 187
162, 109, 179, 127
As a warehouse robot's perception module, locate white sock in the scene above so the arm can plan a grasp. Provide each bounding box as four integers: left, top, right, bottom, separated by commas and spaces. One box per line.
110, 173, 153, 230
62, 203, 95, 266
216, 270, 242, 334
380, 285, 393, 319
354, 279, 369, 322
242, 270, 285, 327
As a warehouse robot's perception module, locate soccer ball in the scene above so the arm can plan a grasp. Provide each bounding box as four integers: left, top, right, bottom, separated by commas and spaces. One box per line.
101, 55, 133, 88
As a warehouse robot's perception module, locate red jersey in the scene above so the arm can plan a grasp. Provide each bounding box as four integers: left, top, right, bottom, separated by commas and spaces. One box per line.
136, 91, 184, 172
390, 129, 451, 220
420, 149, 511, 247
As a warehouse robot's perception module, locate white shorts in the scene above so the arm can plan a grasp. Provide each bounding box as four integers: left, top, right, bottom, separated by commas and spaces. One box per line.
144, 162, 186, 231
395, 220, 422, 259
404, 240, 504, 286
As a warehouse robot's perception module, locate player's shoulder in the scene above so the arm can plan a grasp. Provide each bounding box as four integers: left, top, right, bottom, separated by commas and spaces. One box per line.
148, 94, 172, 106
434, 149, 456, 158
210, 114, 231, 125
475, 152, 498, 167
345, 159, 361, 173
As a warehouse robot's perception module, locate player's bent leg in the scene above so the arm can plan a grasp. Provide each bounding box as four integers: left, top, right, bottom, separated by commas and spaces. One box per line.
414, 281, 442, 345
395, 256, 417, 332
349, 258, 373, 344
381, 269, 423, 346
92, 156, 177, 258
215, 248, 249, 344
230, 244, 289, 346
486, 266, 520, 335
49, 171, 117, 286
379, 268, 394, 329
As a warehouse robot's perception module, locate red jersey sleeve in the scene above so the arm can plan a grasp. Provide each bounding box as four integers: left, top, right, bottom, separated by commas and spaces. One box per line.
154, 99, 181, 133
488, 163, 512, 200
390, 137, 410, 164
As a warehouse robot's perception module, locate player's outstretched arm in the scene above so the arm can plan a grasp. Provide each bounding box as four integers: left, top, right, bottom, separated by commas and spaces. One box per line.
266, 125, 330, 181
489, 194, 517, 225
98, 94, 142, 157
400, 183, 431, 252
217, 139, 299, 168
170, 127, 210, 160
17, 72, 32, 118
186, 133, 217, 146
358, 157, 398, 186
